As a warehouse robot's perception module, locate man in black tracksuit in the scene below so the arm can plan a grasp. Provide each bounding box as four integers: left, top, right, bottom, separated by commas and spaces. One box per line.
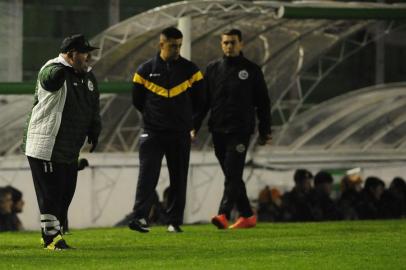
195, 29, 271, 229
129, 27, 204, 233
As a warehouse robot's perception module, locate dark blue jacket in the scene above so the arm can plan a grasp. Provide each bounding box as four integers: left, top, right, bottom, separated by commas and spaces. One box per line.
132, 54, 204, 132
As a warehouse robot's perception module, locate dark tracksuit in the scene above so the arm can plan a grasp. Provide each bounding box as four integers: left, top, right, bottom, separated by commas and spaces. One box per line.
132, 54, 204, 225
195, 54, 271, 219
23, 56, 101, 243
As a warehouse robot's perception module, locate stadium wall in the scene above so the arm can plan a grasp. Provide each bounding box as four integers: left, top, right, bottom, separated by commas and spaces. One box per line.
0, 153, 404, 230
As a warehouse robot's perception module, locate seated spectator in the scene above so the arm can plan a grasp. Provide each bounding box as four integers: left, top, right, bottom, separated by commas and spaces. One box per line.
356, 177, 385, 220
0, 187, 14, 232
149, 190, 169, 225
257, 185, 272, 222
309, 171, 340, 221
381, 177, 406, 219
115, 189, 168, 227
269, 188, 283, 222
4, 186, 24, 231
282, 169, 314, 221
337, 168, 363, 220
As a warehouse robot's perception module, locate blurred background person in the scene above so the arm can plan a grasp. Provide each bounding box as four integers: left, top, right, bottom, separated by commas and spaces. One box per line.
257, 185, 272, 222
381, 177, 406, 219
257, 186, 283, 222
356, 177, 385, 220
4, 186, 24, 231
282, 169, 314, 222
309, 171, 340, 221
337, 168, 363, 220
0, 187, 14, 232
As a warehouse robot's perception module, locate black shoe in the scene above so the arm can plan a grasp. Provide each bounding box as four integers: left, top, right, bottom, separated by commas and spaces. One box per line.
44, 235, 74, 250
167, 224, 183, 233
128, 218, 150, 233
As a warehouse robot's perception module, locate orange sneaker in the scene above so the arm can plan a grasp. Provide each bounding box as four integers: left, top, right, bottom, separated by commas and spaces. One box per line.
211, 214, 228, 229
229, 215, 257, 229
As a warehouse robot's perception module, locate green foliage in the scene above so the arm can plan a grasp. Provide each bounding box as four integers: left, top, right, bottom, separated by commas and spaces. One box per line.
0, 221, 405, 269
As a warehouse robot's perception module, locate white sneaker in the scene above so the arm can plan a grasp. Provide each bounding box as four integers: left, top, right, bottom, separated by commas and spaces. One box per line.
167, 224, 183, 233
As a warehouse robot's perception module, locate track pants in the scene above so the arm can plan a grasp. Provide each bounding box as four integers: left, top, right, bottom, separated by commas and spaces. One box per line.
27, 156, 77, 243
212, 133, 253, 219
132, 131, 190, 226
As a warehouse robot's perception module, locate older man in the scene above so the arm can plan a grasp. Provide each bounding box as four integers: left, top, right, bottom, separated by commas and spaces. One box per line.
23, 34, 101, 250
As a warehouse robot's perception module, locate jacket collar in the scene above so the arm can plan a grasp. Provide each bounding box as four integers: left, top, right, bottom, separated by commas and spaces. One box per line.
57, 54, 73, 68
56, 54, 92, 72
222, 52, 244, 65
155, 53, 182, 65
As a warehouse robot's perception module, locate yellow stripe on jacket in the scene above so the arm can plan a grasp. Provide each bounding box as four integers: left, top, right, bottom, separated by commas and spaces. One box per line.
133, 71, 203, 98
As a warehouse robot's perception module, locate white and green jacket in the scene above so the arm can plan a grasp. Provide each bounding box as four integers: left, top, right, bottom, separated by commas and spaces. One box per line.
23, 55, 101, 163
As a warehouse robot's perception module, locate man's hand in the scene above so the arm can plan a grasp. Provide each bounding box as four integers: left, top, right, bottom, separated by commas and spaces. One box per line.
88, 136, 98, 153
78, 158, 89, 171
190, 129, 196, 141
257, 134, 272, 146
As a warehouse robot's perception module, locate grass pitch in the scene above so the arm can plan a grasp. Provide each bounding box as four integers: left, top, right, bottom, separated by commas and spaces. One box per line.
0, 220, 405, 269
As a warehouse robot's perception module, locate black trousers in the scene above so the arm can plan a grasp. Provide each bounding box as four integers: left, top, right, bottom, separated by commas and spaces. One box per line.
212, 133, 253, 219
132, 131, 190, 226
27, 156, 77, 240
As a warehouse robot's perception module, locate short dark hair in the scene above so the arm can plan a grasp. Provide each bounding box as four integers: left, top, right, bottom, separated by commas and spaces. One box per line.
222, 29, 242, 41
0, 187, 11, 201
314, 171, 334, 186
161, 27, 183, 39
294, 169, 313, 184
364, 177, 385, 190
4, 186, 22, 203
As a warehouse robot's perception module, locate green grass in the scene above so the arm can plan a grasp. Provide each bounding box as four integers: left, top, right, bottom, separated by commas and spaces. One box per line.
0, 220, 405, 269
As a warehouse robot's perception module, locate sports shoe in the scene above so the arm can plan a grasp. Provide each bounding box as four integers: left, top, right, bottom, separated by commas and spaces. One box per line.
128, 218, 150, 233
167, 224, 183, 233
211, 214, 228, 229
44, 235, 73, 250
229, 215, 257, 229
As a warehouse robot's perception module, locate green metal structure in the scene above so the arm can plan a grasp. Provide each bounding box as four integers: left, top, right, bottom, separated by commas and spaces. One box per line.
0, 82, 131, 95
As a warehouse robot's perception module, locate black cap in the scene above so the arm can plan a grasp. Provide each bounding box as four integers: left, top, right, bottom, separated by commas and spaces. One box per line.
60, 34, 98, 53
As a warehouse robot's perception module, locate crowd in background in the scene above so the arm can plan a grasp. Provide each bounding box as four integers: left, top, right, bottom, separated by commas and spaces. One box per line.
0, 186, 24, 232
2, 168, 406, 232
257, 169, 406, 222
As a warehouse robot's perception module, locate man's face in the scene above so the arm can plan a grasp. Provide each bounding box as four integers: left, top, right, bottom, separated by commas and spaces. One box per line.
70, 51, 91, 73
221, 34, 243, 57
160, 36, 182, 61
320, 183, 333, 195
372, 185, 385, 200
0, 193, 13, 215
14, 199, 24, 213
296, 179, 312, 193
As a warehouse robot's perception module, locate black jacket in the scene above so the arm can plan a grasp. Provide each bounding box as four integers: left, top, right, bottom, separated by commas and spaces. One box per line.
195, 54, 271, 136
132, 54, 204, 132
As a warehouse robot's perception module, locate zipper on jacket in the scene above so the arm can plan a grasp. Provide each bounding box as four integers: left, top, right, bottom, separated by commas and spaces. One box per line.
166, 62, 171, 98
